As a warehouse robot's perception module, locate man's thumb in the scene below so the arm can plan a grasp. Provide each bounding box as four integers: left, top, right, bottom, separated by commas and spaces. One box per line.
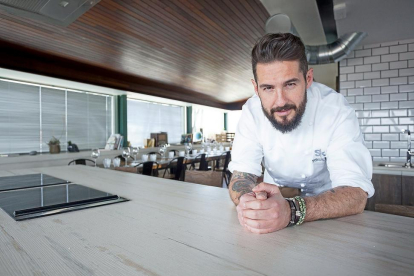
255, 191, 268, 200
252, 182, 281, 195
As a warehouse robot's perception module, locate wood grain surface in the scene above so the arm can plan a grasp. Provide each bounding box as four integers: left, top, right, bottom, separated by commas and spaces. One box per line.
0, 0, 269, 109
402, 175, 414, 206
0, 166, 413, 276
366, 174, 402, 211
375, 204, 414, 218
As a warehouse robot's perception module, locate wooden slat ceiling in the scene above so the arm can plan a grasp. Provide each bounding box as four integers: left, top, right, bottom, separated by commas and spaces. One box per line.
0, 0, 269, 109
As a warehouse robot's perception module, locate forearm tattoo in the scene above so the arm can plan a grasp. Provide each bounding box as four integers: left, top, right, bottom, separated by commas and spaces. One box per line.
229, 171, 258, 204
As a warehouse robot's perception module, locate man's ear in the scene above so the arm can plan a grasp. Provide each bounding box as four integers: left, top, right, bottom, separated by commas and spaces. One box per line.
251, 79, 259, 96
306, 68, 314, 89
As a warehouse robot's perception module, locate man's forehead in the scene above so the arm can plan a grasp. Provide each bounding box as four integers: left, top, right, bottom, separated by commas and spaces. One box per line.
256, 60, 304, 84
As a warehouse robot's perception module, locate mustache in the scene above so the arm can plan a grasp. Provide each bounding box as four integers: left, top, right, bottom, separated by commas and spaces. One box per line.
270, 104, 297, 113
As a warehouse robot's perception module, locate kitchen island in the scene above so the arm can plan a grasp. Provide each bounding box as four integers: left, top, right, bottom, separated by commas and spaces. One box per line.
0, 166, 413, 276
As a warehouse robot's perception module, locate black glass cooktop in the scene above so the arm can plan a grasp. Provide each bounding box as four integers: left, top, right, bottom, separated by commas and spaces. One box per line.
0, 173, 70, 192
0, 174, 128, 221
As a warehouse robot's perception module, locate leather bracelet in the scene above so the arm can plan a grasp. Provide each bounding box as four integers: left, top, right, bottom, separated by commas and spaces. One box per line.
285, 198, 296, 227
291, 197, 301, 224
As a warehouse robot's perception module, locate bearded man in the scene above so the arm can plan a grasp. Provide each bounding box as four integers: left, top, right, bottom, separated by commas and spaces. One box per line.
228, 33, 374, 234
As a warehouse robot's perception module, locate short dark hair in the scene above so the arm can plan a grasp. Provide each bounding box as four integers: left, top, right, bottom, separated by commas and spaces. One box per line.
251, 33, 308, 82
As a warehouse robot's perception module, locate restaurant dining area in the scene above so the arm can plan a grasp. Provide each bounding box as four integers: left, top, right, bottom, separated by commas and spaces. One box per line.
0, 0, 413, 275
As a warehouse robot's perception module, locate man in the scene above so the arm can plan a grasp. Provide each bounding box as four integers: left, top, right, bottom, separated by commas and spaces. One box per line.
228, 33, 374, 234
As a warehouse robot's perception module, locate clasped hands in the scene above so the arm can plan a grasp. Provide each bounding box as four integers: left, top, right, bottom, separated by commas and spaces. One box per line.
236, 183, 291, 234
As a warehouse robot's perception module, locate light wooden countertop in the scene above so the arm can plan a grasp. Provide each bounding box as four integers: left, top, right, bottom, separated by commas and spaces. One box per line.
0, 166, 413, 276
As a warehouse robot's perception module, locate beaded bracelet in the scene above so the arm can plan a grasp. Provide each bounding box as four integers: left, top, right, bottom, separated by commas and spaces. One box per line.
294, 196, 307, 225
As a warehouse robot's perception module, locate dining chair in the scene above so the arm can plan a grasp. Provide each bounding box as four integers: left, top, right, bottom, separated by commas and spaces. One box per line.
134, 161, 159, 176
115, 154, 134, 161
165, 149, 179, 175
214, 151, 231, 170
189, 153, 211, 171
224, 169, 232, 188
168, 149, 178, 156
68, 159, 96, 166
214, 151, 232, 187
162, 157, 186, 181
148, 152, 161, 156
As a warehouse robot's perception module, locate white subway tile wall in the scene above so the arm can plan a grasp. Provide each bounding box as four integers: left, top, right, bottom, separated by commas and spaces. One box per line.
340, 38, 414, 162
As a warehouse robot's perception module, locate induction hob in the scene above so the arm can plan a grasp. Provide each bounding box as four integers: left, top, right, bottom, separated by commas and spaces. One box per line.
0, 173, 70, 192
0, 174, 128, 221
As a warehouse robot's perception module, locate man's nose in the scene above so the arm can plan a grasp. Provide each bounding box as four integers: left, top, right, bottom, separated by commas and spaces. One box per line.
272, 89, 288, 107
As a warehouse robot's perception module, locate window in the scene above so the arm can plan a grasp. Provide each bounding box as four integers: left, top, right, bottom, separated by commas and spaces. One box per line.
227, 110, 242, 133
0, 81, 40, 154
192, 106, 225, 140
0, 79, 113, 154
67, 92, 112, 150
127, 99, 184, 147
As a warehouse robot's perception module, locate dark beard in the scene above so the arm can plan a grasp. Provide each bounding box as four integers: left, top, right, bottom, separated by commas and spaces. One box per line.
261, 91, 307, 134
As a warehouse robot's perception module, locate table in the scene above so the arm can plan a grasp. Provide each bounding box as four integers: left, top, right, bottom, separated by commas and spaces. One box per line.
0, 166, 413, 276
114, 152, 227, 174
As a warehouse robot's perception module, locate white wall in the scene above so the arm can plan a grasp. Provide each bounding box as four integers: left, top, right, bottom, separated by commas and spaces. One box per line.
339, 38, 414, 163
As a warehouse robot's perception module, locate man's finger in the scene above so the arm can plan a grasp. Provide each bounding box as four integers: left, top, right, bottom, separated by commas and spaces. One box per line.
239, 192, 256, 202
252, 182, 281, 195
255, 191, 268, 200
237, 209, 244, 226
244, 224, 275, 234
244, 198, 278, 210
236, 204, 246, 226
242, 209, 273, 220
243, 217, 274, 229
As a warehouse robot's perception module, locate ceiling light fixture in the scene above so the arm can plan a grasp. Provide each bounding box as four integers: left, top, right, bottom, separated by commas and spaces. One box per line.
59, 1, 69, 8
333, 3, 347, 20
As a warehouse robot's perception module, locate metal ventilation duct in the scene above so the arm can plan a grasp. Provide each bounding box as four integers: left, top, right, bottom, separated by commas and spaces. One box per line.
305, 32, 367, 64
265, 13, 367, 65
0, 0, 100, 27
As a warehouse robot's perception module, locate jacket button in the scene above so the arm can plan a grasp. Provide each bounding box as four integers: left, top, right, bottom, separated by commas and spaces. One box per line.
301, 183, 306, 187
301, 174, 306, 178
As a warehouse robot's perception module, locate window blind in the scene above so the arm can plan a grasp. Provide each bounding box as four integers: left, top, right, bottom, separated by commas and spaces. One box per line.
0, 79, 113, 154
0, 81, 40, 154
41, 87, 65, 152
127, 100, 184, 147
67, 92, 111, 149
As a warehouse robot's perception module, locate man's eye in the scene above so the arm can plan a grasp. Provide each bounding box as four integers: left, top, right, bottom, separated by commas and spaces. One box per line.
263, 86, 271, 91
286, 83, 296, 88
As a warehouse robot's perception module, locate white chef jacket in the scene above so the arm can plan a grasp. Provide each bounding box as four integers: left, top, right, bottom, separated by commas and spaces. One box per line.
228, 82, 375, 198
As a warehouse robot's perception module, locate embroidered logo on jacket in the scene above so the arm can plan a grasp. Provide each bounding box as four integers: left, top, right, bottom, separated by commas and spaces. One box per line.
312, 149, 326, 163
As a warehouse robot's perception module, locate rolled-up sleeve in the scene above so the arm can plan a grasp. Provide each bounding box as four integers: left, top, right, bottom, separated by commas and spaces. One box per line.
228, 102, 263, 177
326, 106, 375, 198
